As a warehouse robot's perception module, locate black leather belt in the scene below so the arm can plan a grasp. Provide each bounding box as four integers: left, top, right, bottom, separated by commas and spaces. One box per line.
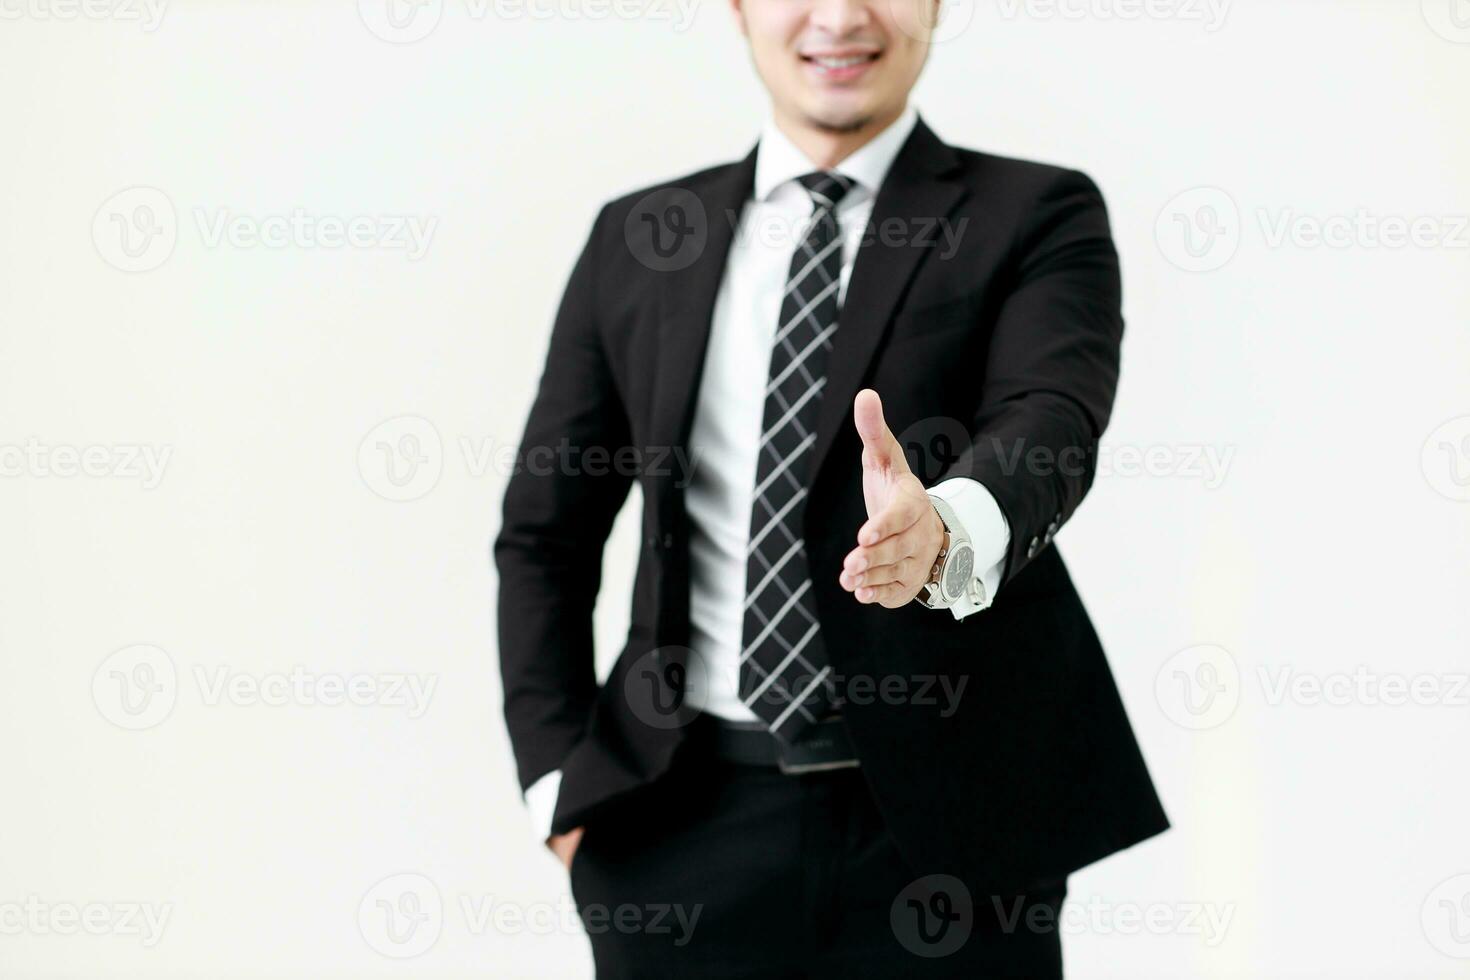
693, 713, 860, 774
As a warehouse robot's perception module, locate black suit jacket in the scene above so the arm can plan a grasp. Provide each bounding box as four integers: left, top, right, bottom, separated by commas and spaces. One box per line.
496, 117, 1168, 890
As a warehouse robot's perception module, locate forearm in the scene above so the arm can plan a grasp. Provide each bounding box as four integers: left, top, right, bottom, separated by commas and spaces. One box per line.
495, 202, 631, 790
495, 550, 602, 788
960, 390, 1101, 583
946, 169, 1123, 584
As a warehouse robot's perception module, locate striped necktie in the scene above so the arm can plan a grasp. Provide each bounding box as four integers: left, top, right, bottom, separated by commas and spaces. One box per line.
738, 170, 854, 742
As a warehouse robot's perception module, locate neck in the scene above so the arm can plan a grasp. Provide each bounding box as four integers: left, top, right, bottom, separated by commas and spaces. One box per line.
772, 103, 906, 170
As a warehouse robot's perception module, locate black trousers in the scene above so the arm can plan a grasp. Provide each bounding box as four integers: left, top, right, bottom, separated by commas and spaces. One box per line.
568, 736, 1067, 978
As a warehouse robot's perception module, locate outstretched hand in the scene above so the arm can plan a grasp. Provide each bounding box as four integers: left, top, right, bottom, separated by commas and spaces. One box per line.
838, 389, 945, 608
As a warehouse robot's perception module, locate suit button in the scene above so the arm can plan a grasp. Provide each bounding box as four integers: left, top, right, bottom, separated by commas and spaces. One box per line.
662, 533, 675, 549
646, 534, 660, 549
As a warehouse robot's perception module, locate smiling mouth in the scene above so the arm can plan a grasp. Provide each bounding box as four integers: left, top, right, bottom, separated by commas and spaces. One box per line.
801, 51, 882, 75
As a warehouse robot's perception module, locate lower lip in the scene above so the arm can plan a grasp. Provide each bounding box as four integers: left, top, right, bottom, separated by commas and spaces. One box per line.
803, 56, 878, 84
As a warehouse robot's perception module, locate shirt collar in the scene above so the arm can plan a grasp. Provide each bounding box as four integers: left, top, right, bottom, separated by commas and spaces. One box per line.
753, 105, 920, 203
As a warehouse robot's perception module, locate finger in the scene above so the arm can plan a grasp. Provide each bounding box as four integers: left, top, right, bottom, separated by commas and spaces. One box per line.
845, 519, 927, 574
853, 388, 911, 478
856, 493, 925, 547
851, 555, 919, 589
855, 579, 916, 607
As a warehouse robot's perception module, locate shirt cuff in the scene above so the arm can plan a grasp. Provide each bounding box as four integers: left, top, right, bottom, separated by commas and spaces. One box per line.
524, 769, 562, 845
927, 477, 1010, 621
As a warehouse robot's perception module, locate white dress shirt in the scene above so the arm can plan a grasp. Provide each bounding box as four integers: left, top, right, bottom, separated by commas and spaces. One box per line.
524, 106, 1010, 841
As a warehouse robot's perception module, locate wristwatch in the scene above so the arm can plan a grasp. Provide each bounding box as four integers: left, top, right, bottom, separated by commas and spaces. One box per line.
913, 495, 984, 610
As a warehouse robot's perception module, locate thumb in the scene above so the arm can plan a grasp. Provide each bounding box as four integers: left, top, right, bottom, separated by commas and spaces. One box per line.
853, 388, 909, 475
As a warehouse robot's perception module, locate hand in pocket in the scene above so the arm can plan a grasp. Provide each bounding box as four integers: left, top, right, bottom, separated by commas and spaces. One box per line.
548, 826, 585, 872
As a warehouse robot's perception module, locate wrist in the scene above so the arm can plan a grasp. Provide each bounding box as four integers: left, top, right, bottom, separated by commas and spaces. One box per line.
914, 495, 977, 609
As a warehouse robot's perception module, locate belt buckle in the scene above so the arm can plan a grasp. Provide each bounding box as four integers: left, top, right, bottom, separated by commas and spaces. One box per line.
775, 717, 860, 775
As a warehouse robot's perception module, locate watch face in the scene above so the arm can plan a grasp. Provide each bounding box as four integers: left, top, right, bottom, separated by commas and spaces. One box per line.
942, 544, 975, 598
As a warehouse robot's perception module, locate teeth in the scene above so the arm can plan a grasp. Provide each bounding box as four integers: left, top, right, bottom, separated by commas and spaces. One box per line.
814, 55, 870, 69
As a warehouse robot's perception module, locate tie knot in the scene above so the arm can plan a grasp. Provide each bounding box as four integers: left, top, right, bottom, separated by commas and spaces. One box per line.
798, 171, 854, 211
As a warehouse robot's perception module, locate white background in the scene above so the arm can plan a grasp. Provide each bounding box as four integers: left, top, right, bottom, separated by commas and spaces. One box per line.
1, 0, 1468, 976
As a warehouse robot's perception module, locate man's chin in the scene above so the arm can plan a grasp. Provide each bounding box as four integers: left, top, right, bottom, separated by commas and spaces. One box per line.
801, 104, 878, 136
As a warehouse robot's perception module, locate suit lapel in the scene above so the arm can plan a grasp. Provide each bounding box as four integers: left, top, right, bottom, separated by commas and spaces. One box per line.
807, 118, 966, 492
648, 147, 757, 483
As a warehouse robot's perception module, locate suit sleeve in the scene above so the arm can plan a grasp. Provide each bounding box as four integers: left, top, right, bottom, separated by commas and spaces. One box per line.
494, 205, 634, 792
943, 169, 1124, 585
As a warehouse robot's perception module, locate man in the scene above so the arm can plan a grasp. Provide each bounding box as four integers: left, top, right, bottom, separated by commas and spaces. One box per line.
495, 0, 1169, 972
